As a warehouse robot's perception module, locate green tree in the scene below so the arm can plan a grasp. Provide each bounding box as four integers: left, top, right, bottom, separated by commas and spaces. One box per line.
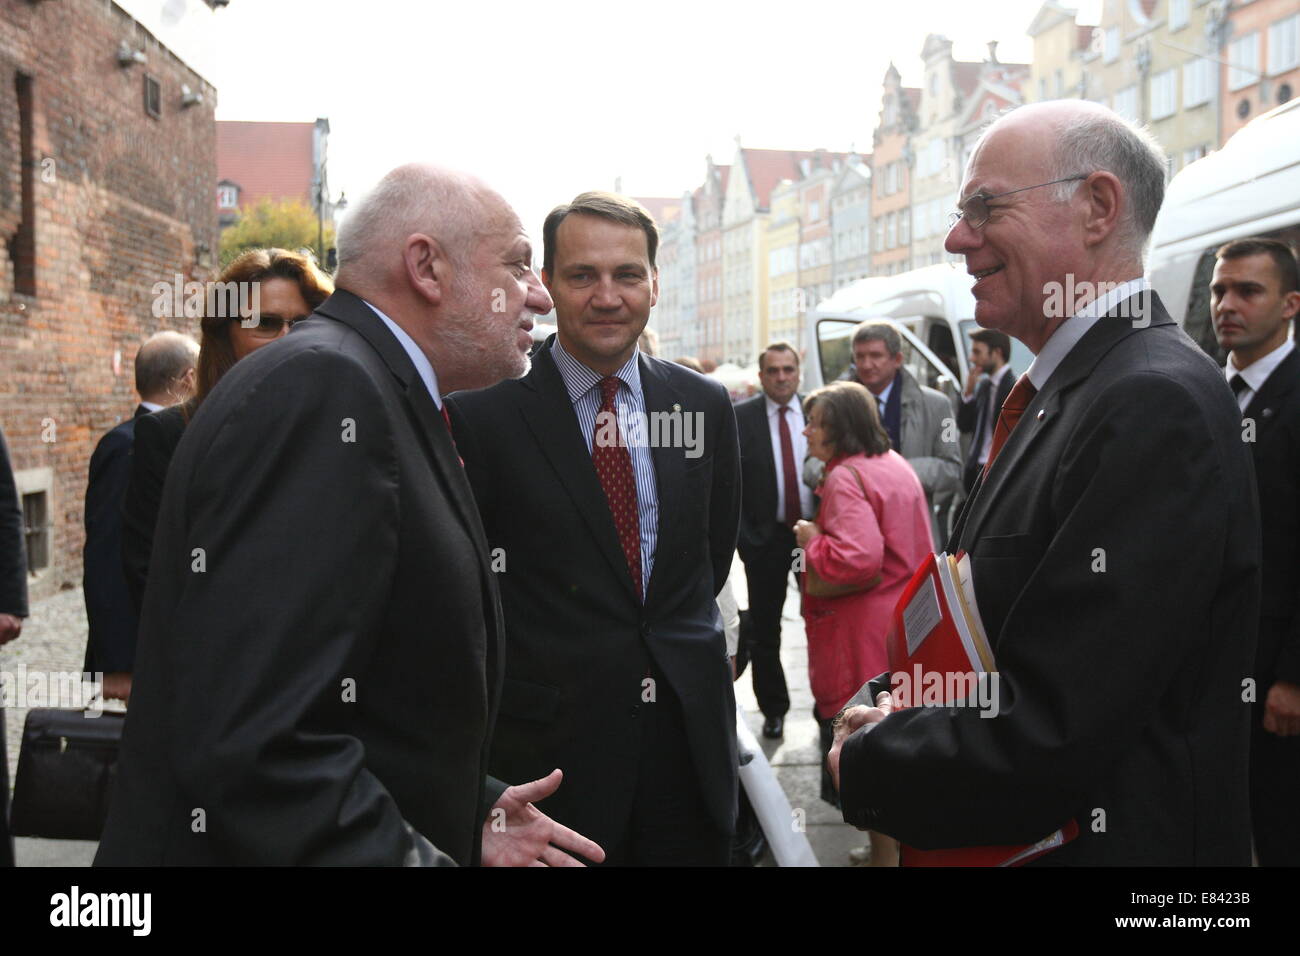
219, 198, 335, 269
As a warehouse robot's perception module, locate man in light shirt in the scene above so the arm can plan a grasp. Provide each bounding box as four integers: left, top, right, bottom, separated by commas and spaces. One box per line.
734, 342, 815, 739
1212, 236, 1300, 866
831, 99, 1259, 865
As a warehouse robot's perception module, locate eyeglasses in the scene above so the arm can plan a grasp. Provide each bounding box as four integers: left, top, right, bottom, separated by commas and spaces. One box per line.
232, 315, 304, 337
947, 175, 1088, 231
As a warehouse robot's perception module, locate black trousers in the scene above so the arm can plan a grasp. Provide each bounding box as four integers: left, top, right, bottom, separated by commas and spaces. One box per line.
599, 667, 732, 867
0, 706, 11, 867
738, 527, 797, 720
1250, 682, 1300, 865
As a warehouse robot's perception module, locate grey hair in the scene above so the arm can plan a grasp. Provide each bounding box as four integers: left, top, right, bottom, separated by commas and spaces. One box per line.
335, 164, 499, 280
851, 321, 902, 357
1050, 110, 1167, 262
135, 330, 198, 398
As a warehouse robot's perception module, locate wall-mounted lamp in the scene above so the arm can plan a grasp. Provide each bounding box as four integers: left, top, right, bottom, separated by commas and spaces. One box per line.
181, 85, 204, 108
117, 42, 146, 67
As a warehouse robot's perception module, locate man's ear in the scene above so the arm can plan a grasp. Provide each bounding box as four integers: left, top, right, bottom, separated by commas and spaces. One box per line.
1283, 290, 1300, 321
540, 268, 553, 293
650, 267, 660, 309
1081, 171, 1123, 248
404, 234, 448, 306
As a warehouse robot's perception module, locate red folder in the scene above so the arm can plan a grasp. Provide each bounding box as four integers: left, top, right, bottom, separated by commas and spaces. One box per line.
884, 552, 1078, 866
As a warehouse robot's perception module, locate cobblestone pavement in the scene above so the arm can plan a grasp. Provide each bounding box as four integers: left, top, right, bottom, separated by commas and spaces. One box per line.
4, 569, 866, 866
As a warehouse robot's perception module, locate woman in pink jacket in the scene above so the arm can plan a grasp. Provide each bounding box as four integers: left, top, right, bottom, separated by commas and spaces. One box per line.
795, 381, 932, 866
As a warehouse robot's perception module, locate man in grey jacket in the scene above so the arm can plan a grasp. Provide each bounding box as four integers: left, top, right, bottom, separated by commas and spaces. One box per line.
850, 322, 962, 545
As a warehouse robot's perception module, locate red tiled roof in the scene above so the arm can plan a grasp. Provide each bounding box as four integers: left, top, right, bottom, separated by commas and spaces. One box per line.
632, 197, 681, 227
953, 61, 982, 98
739, 149, 848, 210
1138, 0, 1156, 20
216, 121, 316, 208
1077, 24, 1096, 51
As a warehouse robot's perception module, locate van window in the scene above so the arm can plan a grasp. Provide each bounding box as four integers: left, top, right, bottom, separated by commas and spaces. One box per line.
817, 317, 957, 399
926, 323, 962, 380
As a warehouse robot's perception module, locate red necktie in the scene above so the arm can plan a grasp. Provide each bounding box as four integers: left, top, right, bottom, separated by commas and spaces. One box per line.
983, 373, 1037, 475
592, 376, 642, 600
778, 405, 801, 529
439, 403, 463, 468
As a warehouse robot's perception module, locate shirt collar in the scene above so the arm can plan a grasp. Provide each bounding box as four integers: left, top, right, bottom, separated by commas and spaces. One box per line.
764, 393, 802, 419
989, 362, 1012, 386
1026, 277, 1149, 390
551, 336, 642, 404
140, 400, 165, 413
364, 300, 442, 408
1228, 339, 1294, 393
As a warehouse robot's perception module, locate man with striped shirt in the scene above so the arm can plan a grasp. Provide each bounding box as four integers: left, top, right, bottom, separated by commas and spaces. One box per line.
448, 192, 742, 865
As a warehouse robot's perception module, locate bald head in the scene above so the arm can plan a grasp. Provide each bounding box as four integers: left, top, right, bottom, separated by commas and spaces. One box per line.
972, 100, 1167, 261
136, 330, 199, 404
334, 163, 517, 293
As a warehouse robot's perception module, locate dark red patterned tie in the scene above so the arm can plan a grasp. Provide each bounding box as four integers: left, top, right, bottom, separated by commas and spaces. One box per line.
778, 405, 801, 528
439, 404, 463, 468
592, 376, 642, 600
983, 373, 1037, 476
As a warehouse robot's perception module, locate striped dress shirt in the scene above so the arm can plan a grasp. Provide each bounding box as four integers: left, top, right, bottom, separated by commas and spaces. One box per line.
551, 338, 659, 597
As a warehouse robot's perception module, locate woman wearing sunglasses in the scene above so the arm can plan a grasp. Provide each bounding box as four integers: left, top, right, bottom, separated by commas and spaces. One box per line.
120, 249, 333, 645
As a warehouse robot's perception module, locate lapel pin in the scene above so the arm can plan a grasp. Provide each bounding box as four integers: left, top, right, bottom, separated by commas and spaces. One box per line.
672, 403, 681, 413
1036, 409, 1045, 421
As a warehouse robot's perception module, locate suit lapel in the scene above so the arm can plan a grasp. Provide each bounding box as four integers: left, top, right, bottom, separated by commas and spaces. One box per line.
314, 290, 493, 566
640, 355, 684, 606
958, 296, 1174, 549
518, 345, 640, 601
1242, 347, 1299, 427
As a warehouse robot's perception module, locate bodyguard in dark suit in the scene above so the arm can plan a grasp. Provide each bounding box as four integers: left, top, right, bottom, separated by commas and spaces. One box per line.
96, 164, 600, 866
1210, 237, 1300, 866
734, 342, 812, 738
955, 328, 1014, 492
830, 102, 1259, 865
0, 422, 28, 868
448, 192, 742, 865
83, 331, 197, 693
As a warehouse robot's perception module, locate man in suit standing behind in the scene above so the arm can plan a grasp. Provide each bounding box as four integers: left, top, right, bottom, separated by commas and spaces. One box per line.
82, 330, 197, 702
734, 342, 813, 739
448, 191, 742, 865
830, 100, 1260, 865
850, 323, 962, 544
1211, 237, 1300, 866
97, 165, 601, 866
955, 329, 1014, 493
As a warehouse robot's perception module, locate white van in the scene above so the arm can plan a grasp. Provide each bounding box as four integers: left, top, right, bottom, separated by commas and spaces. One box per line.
802, 263, 1034, 397
1148, 97, 1300, 358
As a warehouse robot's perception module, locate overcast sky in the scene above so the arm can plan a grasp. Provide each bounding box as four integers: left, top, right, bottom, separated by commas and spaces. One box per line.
118, 0, 1104, 237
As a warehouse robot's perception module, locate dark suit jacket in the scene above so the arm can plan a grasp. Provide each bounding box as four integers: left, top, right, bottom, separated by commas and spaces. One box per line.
1240, 347, 1300, 689
83, 405, 148, 673
121, 403, 188, 619
956, 367, 1015, 491
96, 289, 505, 866
735, 392, 803, 552
840, 294, 1260, 865
446, 339, 741, 847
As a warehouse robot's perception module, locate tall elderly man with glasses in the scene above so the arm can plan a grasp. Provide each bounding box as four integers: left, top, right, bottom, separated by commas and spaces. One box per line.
829, 100, 1260, 865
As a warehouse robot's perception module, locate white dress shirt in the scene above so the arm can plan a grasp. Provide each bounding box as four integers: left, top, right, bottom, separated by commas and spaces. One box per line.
765, 395, 815, 521
1226, 339, 1294, 412
365, 300, 443, 408
1026, 277, 1150, 390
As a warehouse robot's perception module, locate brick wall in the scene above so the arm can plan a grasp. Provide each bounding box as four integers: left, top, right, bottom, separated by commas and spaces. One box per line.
0, 0, 217, 600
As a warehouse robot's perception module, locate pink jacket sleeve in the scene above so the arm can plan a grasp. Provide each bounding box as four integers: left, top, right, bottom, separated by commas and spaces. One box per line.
806, 464, 883, 587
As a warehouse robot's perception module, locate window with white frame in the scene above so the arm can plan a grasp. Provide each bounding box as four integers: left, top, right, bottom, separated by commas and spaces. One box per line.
876, 220, 885, 249
899, 212, 910, 245
1113, 85, 1139, 121
1104, 27, 1120, 64
1229, 33, 1260, 91
1270, 15, 1300, 75
887, 214, 897, 249
1169, 0, 1188, 31
1183, 58, 1213, 107
217, 184, 238, 209
1150, 69, 1177, 120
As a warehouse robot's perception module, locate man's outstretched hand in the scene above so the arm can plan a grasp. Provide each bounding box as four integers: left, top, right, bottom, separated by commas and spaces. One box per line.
481, 769, 606, 867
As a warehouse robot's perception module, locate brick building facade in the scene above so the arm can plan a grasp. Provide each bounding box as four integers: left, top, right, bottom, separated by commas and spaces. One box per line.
1, 0, 217, 600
